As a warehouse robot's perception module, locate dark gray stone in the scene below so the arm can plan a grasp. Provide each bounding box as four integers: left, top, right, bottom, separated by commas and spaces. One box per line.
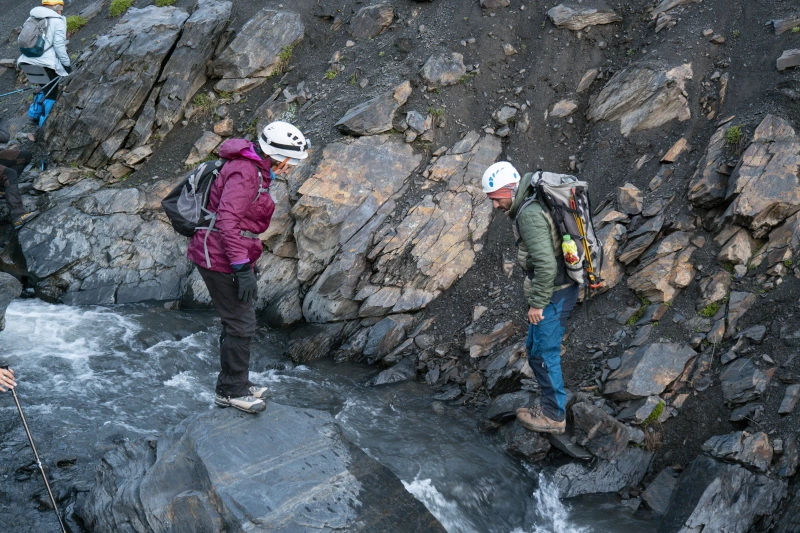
79, 404, 447, 533
657, 455, 787, 533
0, 272, 22, 331
484, 391, 535, 422
336, 81, 412, 136
774, 488, 800, 533
483, 342, 529, 395
777, 49, 800, 71
367, 356, 417, 386
349, 4, 394, 39
702, 431, 773, 472
720, 359, 769, 406
551, 447, 653, 498
364, 314, 415, 363
546, 429, 593, 461
729, 403, 762, 423
502, 420, 551, 462
642, 467, 678, 516
571, 402, 631, 460
420, 52, 467, 86
778, 384, 800, 414
547, 3, 622, 31
780, 323, 800, 346
604, 343, 696, 401
736, 325, 767, 344
286, 322, 347, 363
777, 436, 798, 478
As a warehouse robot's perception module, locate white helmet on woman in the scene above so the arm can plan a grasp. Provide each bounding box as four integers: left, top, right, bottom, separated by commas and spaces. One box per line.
258, 121, 309, 164
482, 161, 520, 194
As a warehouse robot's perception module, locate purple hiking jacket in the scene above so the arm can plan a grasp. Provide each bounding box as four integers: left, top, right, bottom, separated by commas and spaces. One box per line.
187, 139, 274, 273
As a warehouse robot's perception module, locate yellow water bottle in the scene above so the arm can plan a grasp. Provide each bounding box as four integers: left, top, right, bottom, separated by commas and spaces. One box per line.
562, 235, 580, 266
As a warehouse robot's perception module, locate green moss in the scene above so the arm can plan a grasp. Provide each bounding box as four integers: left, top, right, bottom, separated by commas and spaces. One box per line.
732, 29, 740, 38
66, 15, 87, 34
325, 70, 338, 80
458, 72, 476, 84
191, 93, 213, 110
154, 0, 176, 6
785, 259, 794, 268
627, 48, 635, 57
626, 306, 646, 327
725, 125, 743, 146
722, 262, 734, 273
349, 72, 357, 85
642, 400, 665, 426
428, 107, 444, 117
793, 26, 800, 34
698, 301, 721, 318
109, 0, 133, 17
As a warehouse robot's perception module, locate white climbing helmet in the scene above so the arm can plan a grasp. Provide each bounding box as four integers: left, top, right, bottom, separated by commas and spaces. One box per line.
258, 121, 310, 164
482, 161, 520, 194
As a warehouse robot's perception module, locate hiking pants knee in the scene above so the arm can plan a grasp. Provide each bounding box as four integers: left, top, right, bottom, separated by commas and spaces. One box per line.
526, 284, 580, 422
197, 265, 256, 398
0, 150, 32, 219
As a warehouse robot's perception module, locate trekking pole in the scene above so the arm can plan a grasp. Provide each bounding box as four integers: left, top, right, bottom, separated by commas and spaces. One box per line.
1, 366, 67, 533
0, 87, 34, 99
569, 190, 602, 290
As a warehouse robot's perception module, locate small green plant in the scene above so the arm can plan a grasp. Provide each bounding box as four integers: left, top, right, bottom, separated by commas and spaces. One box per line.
349, 72, 357, 85
66, 15, 87, 34
246, 118, 258, 137
732, 29, 740, 38
69, 161, 80, 168
458, 72, 476, 84
324, 70, 338, 80
541, 21, 546, 29
722, 262, 734, 273
785, 259, 794, 268
378, 51, 385, 57
428, 107, 444, 117
154, 0, 176, 6
642, 400, 665, 426
793, 26, 800, 34
109, 0, 133, 17
627, 306, 646, 327
698, 301, 721, 318
191, 93, 213, 110
627, 48, 635, 57
725, 125, 743, 146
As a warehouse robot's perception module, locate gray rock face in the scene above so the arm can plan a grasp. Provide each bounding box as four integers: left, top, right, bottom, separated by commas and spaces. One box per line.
502, 420, 552, 462
587, 64, 692, 136
657, 455, 787, 533
571, 402, 631, 460
421, 52, 467, 86
286, 322, 347, 363
720, 358, 769, 406
349, 4, 394, 39
0, 272, 22, 332
364, 314, 414, 363
702, 431, 773, 472
774, 488, 800, 533
483, 342, 531, 395
642, 467, 679, 516
725, 115, 800, 237
604, 343, 696, 401
688, 125, 733, 208
367, 356, 417, 386
44, 6, 190, 166
551, 447, 653, 497
79, 404, 447, 533
210, 9, 304, 93
19, 178, 191, 305
131, 0, 232, 148
485, 391, 535, 422
336, 81, 412, 136
776, 436, 798, 478
547, 3, 622, 30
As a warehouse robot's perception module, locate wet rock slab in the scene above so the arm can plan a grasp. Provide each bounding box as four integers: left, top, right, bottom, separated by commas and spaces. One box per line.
0, 272, 22, 331
641, 467, 678, 516
502, 420, 551, 462
571, 402, 630, 460
551, 447, 653, 497
79, 403, 447, 533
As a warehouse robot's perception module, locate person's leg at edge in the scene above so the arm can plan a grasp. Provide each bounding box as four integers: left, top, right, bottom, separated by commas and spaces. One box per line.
0, 168, 24, 220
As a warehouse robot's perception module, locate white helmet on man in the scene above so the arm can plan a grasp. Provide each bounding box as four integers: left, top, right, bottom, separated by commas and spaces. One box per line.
258, 121, 309, 164
482, 161, 520, 194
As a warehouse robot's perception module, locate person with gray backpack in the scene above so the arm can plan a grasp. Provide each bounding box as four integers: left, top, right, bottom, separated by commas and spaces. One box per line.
482, 162, 603, 435
17, 0, 72, 124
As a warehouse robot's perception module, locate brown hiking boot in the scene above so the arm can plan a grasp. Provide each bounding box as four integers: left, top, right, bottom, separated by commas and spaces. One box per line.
12, 211, 38, 230
516, 405, 566, 434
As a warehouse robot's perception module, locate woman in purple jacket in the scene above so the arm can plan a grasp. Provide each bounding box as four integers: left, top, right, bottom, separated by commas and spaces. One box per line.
187, 121, 309, 413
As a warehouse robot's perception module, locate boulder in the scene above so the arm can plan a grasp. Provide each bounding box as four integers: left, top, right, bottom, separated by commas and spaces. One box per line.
185, 131, 222, 167
720, 358, 769, 406
657, 455, 787, 533
763, 212, 800, 268
688, 125, 733, 208
617, 183, 643, 215
130, 0, 232, 148
577, 69, 599, 93
210, 9, 304, 93
421, 52, 467, 86
593, 223, 626, 293
702, 431, 773, 472
465, 321, 519, 359
254, 254, 302, 327
617, 395, 664, 423
483, 342, 532, 395
32, 167, 86, 193
617, 216, 663, 264
627, 244, 696, 303
485, 391, 535, 422
492, 106, 518, 126
642, 467, 679, 516
725, 115, 800, 237
778, 384, 800, 414
697, 270, 730, 310
604, 343, 696, 401
551, 99, 578, 118
286, 322, 348, 363
776, 436, 798, 478
547, 3, 622, 31
717, 228, 757, 265
367, 356, 417, 386
551, 447, 653, 497
349, 4, 394, 39
43, 6, 190, 166
587, 64, 692, 136
571, 402, 631, 460
726, 291, 757, 333
502, 420, 552, 462
774, 489, 800, 532
777, 50, 800, 71
79, 404, 447, 533
480, 0, 510, 7
363, 314, 414, 363
335, 81, 412, 136
662, 138, 689, 163
651, 0, 702, 19
0, 272, 22, 332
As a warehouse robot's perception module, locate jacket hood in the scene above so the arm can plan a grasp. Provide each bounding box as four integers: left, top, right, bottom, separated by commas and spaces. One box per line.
30, 6, 62, 18
508, 171, 535, 219
219, 138, 272, 173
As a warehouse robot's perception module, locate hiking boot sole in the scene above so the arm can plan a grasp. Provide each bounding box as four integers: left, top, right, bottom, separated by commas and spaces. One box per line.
214, 397, 266, 414
518, 418, 566, 435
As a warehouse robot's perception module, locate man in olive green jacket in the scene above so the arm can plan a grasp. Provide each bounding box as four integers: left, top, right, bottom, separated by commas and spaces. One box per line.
482, 162, 579, 434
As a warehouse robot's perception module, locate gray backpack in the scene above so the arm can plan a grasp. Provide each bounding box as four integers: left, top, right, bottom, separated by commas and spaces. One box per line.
19, 17, 51, 58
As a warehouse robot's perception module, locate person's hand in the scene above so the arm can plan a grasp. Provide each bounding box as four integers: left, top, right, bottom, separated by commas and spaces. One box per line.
64, 65, 73, 74
528, 307, 545, 325
234, 264, 258, 304
0, 368, 16, 392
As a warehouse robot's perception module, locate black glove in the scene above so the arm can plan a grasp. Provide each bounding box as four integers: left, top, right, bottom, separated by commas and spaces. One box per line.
233, 264, 258, 304
64, 65, 73, 74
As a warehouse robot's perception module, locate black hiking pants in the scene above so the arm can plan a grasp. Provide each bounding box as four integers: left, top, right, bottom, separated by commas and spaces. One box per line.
197, 265, 257, 398
0, 150, 32, 219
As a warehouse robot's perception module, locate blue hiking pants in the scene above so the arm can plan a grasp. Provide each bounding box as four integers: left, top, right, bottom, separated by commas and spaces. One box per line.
526, 284, 579, 422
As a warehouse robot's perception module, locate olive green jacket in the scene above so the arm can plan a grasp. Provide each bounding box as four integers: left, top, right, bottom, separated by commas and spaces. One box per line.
508, 172, 572, 309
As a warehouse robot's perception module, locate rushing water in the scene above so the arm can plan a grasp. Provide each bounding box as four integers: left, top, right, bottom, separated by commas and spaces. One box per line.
0, 300, 655, 532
